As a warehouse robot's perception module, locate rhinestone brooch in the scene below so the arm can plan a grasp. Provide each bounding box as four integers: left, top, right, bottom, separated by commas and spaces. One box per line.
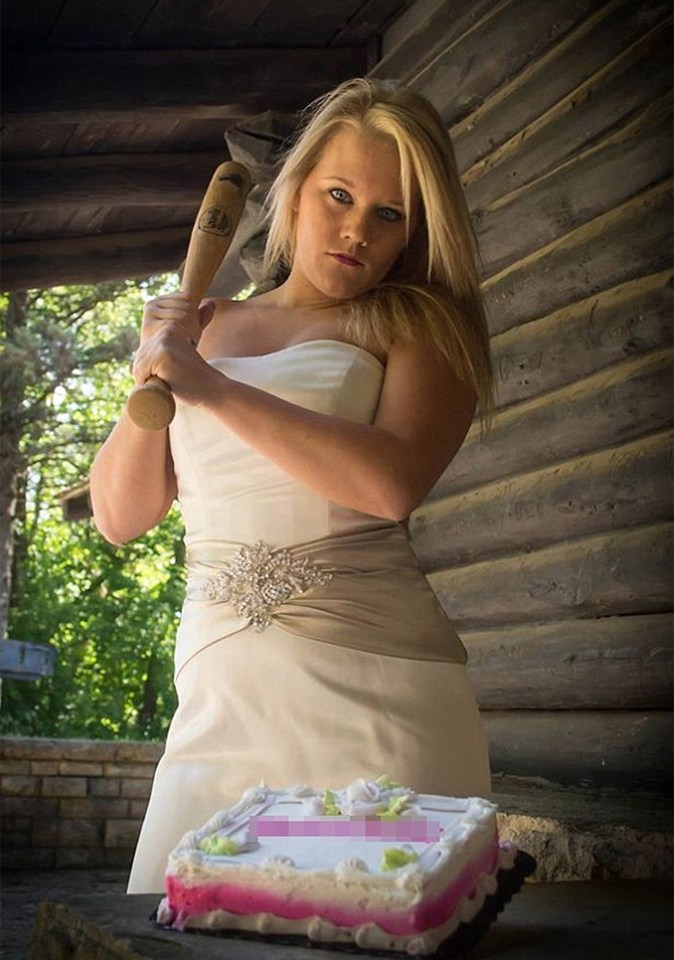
193, 541, 333, 631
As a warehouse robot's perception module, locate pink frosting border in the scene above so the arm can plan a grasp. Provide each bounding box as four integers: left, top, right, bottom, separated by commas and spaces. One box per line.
167, 833, 500, 937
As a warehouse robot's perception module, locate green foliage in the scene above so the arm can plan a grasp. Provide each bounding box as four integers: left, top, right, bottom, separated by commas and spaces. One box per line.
3, 516, 183, 740
1, 275, 187, 741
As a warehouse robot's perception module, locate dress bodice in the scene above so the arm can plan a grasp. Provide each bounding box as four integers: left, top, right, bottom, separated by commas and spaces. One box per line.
169, 339, 391, 547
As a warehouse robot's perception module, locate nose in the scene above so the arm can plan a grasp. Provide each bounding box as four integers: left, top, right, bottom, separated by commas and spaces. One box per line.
341, 208, 369, 248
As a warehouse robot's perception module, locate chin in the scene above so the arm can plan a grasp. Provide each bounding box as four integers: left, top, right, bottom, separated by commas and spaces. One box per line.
319, 277, 376, 302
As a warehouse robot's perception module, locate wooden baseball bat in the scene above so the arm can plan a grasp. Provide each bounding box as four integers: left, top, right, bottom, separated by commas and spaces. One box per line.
126, 160, 253, 430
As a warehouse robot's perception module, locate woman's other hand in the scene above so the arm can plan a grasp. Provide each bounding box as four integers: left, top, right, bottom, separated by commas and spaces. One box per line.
132, 294, 219, 404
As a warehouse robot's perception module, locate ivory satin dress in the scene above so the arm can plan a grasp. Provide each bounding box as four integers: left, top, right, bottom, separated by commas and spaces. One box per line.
127, 339, 491, 893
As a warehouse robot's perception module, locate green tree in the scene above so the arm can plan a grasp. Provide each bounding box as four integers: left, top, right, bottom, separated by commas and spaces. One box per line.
1, 278, 183, 740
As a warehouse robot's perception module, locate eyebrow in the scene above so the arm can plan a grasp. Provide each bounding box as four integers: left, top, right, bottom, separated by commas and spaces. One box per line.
319, 176, 405, 207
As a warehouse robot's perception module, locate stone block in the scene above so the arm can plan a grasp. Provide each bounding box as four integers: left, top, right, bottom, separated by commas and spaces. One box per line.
498, 812, 674, 882
1, 796, 58, 818
100, 847, 135, 868
31, 818, 60, 847
30, 760, 59, 775
102, 762, 157, 779
128, 800, 149, 819
114, 741, 164, 763
60, 798, 129, 819
62, 741, 117, 761
90, 777, 122, 798
1, 775, 39, 796
59, 761, 104, 777
120, 778, 152, 800
59, 818, 104, 848
0, 759, 31, 775
42, 776, 88, 797
0, 737, 64, 760
105, 819, 142, 848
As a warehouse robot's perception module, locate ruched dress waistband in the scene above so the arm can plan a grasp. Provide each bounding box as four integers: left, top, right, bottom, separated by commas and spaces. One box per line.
175, 524, 466, 677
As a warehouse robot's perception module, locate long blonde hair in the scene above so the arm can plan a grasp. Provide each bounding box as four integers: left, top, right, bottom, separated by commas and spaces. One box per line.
263, 78, 493, 419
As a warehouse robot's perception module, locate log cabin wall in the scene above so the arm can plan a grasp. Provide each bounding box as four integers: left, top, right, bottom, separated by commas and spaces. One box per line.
367, 0, 672, 793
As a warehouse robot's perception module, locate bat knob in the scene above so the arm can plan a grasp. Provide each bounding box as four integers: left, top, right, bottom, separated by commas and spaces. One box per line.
127, 376, 176, 430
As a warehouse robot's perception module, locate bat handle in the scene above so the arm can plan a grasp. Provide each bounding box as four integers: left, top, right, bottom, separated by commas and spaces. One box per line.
126, 375, 176, 431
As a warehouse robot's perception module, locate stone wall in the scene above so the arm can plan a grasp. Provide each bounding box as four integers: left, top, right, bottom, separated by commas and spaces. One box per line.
2, 735, 672, 881
0, 737, 162, 870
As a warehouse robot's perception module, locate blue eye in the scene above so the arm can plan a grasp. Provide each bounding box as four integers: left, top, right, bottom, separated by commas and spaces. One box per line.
329, 188, 351, 203
378, 207, 403, 222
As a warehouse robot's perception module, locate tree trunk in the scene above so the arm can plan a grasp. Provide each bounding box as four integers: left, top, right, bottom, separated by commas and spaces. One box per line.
0, 292, 28, 644
137, 651, 158, 737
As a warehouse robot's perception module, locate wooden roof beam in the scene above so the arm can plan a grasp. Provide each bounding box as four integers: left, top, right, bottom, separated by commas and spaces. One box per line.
2, 48, 368, 123
1, 228, 192, 291
2, 152, 230, 212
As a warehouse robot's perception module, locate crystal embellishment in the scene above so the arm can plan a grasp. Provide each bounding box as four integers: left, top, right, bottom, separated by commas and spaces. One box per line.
195, 541, 333, 631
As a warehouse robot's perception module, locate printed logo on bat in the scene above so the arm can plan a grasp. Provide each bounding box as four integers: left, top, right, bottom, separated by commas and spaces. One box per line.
198, 206, 233, 238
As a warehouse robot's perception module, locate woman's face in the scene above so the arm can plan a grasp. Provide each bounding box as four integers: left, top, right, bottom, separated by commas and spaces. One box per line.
288, 125, 417, 305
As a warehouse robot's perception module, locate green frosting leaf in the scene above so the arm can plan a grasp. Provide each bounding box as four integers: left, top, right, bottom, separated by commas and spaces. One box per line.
199, 835, 241, 856
323, 788, 342, 816
380, 848, 419, 872
375, 774, 403, 790
377, 794, 412, 820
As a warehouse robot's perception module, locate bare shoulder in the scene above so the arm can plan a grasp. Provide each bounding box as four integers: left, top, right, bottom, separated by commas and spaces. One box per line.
383, 338, 476, 405
377, 338, 477, 437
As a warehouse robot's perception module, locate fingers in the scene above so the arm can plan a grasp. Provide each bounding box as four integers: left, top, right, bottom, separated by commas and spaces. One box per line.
141, 293, 200, 342
132, 329, 180, 385
130, 325, 216, 407
198, 299, 216, 333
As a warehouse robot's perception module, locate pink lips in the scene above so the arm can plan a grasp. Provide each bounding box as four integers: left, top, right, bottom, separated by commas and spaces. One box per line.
330, 253, 363, 267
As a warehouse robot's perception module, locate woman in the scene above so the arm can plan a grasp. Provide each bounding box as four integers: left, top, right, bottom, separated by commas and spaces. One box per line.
90, 78, 494, 893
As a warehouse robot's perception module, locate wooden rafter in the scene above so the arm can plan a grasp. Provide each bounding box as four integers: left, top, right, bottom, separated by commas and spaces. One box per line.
2, 48, 368, 122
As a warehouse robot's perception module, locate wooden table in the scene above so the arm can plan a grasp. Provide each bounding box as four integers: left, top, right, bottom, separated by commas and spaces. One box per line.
29, 880, 672, 960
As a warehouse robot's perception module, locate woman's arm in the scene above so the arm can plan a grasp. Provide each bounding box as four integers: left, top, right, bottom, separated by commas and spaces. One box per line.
201, 339, 475, 520
89, 294, 211, 544
89, 415, 177, 545
149, 322, 475, 521
120, 292, 476, 525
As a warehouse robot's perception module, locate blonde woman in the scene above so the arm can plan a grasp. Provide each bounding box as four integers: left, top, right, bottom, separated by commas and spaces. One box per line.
91, 78, 494, 894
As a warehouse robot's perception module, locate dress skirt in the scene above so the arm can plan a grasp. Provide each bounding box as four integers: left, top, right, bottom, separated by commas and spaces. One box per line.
127, 624, 490, 893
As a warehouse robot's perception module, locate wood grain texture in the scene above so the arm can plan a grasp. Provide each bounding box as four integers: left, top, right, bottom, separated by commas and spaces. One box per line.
428, 521, 672, 628
483, 709, 672, 789
452, 0, 672, 171
412, 430, 672, 567
490, 270, 673, 409
473, 119, 672, 277
383, 0, 604, 123
463, 17, 672, 204
462, 613, 673, 710
481, 181, 672, 334
0, 227, 190, 290
433, 348, 671, 498
1, 48, 367, 122
1, 152, 228, 211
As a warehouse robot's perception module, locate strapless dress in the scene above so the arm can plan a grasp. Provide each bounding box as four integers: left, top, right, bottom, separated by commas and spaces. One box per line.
127, 340, 490, 893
